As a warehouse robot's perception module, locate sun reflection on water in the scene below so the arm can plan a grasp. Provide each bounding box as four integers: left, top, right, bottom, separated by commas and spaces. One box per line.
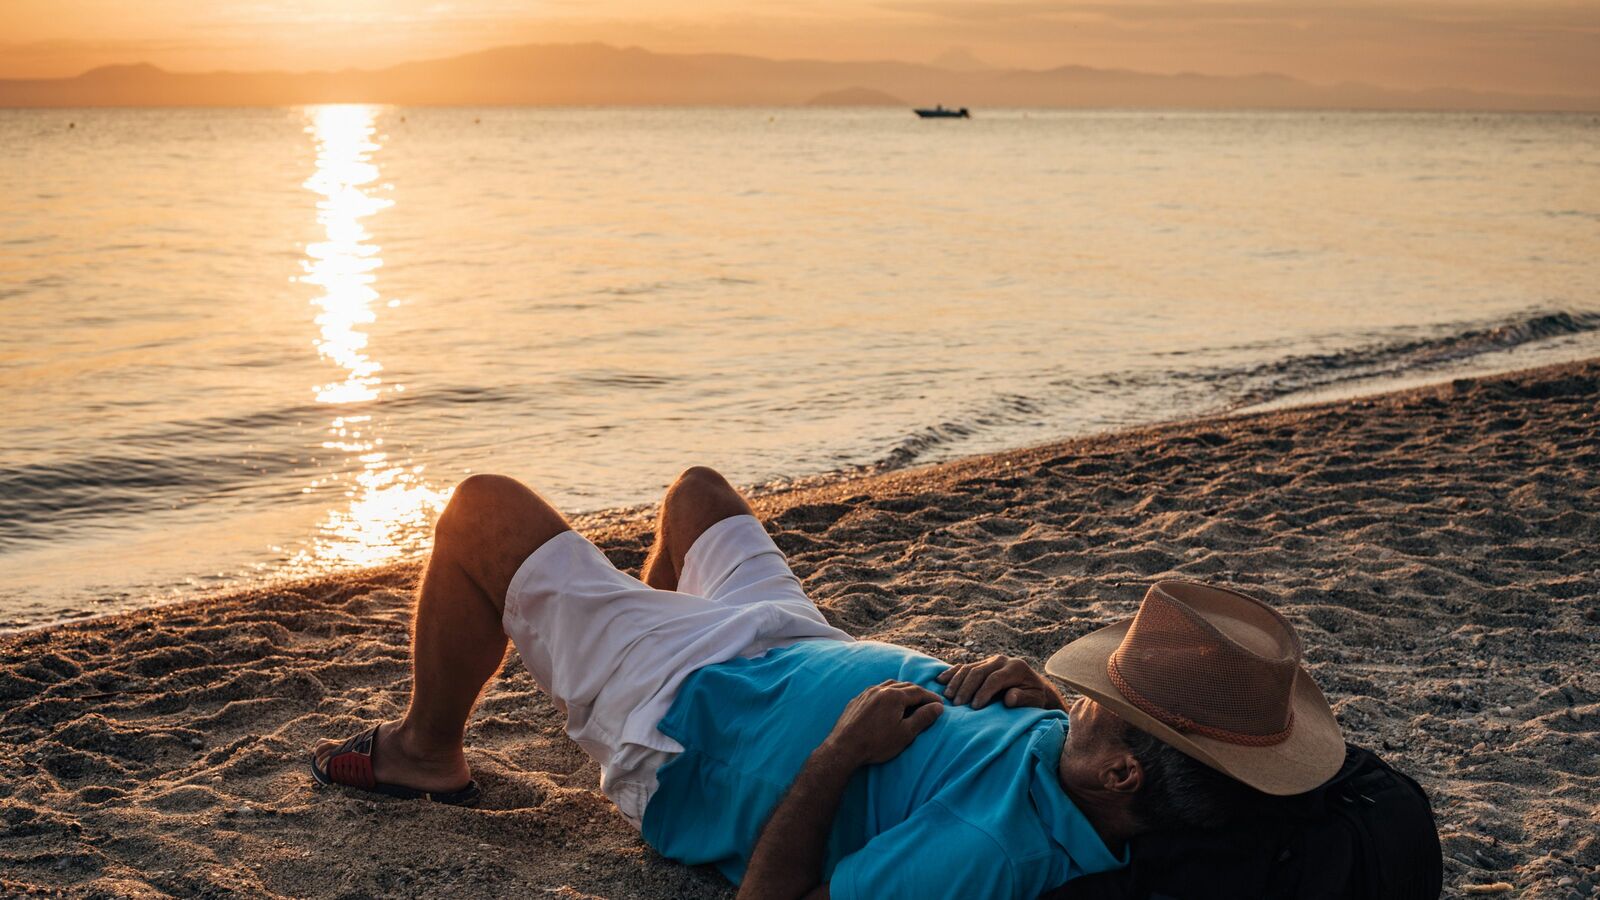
304, 104, 387, 405
291, 105, 449, 573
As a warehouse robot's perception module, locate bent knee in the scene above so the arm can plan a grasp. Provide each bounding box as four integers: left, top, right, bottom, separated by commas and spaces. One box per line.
671, 465, 732, 495
663, 465, 751, 533
449, 473, 528, 511
436, 473, 538, 542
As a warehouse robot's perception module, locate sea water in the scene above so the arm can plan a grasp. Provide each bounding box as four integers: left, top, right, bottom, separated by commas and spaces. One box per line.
2, 106, 1597, 627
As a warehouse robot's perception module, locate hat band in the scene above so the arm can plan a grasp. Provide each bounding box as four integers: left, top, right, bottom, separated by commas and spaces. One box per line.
1106, 655, 1295, 747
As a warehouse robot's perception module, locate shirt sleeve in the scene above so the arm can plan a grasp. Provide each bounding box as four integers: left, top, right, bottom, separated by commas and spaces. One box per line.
829, 802, 1017, 900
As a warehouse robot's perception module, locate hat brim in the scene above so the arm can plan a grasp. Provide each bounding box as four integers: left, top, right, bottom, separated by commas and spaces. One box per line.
1045, 617, 1345, 796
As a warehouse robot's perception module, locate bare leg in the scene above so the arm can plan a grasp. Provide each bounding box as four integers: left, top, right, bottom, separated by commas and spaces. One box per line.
314, 473, 570, 792
641, 466, 756, 591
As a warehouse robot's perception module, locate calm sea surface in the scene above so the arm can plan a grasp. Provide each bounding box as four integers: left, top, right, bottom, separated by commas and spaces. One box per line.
2, 107, 1598, 628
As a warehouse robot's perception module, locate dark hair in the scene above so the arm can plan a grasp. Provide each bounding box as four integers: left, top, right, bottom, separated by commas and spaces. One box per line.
1122, 721, 1266, 832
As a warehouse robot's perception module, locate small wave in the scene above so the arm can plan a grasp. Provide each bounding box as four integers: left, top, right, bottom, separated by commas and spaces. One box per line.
388, 384, 521, 409
113, 384, 519, 447
594, 281, 671, 297
567, 371, 680, 390
0, 451, 291, 548
1223, 309, 1600, 407
865, 308, 1599, 471
872, 395, 1044, 470
0, 382, 520, 548
1543, 210, 1600, 222
588, 276, 760, 298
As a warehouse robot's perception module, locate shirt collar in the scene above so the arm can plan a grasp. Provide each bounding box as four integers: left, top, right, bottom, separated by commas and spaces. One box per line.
1027, 719, 1130, 875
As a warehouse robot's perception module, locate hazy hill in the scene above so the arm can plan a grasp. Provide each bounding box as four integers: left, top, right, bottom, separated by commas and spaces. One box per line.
806, 86, 907, 106
932, 48, 992, 73
1, 42, 1594, 111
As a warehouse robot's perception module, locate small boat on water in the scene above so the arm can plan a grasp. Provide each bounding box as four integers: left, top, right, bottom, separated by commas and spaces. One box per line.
914, 105, 970, 119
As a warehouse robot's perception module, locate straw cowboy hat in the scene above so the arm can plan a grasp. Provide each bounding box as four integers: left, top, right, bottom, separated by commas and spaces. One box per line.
1045, 581, 1345, 796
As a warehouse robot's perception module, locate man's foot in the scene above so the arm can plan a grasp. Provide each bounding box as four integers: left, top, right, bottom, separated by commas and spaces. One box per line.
311, 720, 476, 800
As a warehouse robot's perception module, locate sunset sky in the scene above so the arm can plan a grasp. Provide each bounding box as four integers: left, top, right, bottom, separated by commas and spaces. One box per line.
1, 0, 1596, 96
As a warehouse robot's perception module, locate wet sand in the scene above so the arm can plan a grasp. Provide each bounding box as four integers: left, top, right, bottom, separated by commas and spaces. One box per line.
2, 360, 1596, 899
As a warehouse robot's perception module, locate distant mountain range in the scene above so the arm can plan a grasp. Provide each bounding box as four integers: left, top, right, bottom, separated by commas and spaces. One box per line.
2, 42, 1595, 111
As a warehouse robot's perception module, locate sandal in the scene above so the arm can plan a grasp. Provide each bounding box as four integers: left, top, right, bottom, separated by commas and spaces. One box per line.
310, 724, 481, 806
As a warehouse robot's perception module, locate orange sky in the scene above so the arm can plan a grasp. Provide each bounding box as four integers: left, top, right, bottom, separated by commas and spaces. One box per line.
1, 0, 1596, 96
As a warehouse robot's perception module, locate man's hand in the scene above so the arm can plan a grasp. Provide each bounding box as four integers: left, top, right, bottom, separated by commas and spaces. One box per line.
822, 680, 944, 767
936, 655, 1066, 711
739, 681, 941, 900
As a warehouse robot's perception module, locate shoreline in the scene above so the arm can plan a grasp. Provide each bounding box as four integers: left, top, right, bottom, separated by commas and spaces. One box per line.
10, 348, 1598, 638
2, 358, 1596, 898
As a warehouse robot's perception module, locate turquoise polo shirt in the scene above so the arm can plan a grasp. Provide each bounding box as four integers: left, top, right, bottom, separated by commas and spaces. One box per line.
640, 639, 1128, 899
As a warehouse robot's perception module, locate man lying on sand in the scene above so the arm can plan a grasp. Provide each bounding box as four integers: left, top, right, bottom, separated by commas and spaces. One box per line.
310, 467, 1346, 899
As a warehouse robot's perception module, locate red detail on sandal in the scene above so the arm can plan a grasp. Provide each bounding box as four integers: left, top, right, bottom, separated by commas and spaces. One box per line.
327, 752, 374, 789
320, 725, 379, 789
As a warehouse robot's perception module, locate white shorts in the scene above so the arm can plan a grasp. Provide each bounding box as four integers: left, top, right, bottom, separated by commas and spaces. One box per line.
501, 514, 853, 827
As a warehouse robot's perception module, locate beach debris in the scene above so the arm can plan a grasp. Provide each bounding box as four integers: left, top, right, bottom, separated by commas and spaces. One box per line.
1461, 884, 1514, 894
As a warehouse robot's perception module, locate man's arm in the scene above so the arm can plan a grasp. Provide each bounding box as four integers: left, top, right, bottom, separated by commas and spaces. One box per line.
936, 655, 1068, 710
737, 680, 944, 900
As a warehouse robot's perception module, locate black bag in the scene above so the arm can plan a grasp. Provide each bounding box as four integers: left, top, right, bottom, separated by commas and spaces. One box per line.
1042, 743, 1442, 900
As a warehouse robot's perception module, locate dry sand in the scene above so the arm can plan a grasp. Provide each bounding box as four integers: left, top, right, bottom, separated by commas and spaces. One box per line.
2, 360, 1597, 899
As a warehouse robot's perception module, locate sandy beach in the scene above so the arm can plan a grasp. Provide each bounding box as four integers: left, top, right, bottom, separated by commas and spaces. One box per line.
2, 359, 1596, 899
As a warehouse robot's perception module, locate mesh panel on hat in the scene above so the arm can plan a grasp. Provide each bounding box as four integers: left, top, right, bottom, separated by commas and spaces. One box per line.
1108, 586, 1299, 741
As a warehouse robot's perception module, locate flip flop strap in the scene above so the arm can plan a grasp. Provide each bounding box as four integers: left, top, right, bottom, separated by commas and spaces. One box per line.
324, 724, 380, 790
